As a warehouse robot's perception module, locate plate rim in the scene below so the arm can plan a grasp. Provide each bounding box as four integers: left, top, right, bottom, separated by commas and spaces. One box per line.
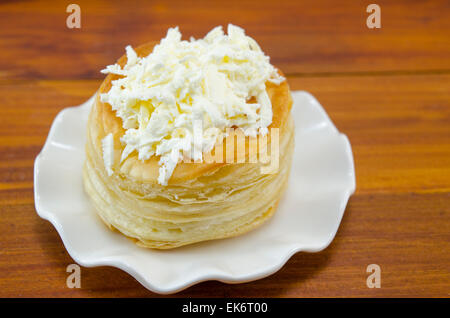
34, 90, 356, 294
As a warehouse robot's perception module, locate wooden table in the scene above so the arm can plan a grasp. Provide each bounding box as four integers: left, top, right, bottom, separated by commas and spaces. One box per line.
0, 0, 449, 297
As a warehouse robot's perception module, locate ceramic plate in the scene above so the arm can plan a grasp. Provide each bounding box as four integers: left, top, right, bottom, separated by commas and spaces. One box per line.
34, 91, 356, 294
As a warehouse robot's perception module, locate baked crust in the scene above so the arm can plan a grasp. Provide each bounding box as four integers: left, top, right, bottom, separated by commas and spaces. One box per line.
83, 41, 294, 249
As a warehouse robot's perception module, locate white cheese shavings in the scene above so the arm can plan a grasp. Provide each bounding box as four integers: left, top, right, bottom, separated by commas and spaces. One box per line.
100, 24, 285, 185
102, 133, 114, 176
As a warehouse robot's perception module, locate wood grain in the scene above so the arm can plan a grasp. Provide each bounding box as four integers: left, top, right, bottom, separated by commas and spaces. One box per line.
0, 0, 449, 79
0, 75, 449, 297
0, 0, 449, 297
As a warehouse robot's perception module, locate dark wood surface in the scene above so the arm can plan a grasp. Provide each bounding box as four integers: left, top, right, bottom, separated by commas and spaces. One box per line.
0, 0, 449, 297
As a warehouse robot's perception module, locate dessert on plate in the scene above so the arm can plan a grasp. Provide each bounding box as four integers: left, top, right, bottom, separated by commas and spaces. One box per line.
83, 24, 294, 249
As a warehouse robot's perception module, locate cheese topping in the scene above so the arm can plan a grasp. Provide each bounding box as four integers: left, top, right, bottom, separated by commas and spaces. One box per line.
102, 133, 114, 176
100, 24, 284, 185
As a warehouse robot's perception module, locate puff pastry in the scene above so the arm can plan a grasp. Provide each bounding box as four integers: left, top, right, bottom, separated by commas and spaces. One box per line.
83, 31, 294, 249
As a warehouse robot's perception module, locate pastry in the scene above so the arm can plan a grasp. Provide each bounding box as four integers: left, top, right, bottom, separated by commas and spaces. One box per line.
83, 24, 294, 249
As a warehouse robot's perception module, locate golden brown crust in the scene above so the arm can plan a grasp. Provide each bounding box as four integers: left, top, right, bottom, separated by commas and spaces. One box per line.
83, 41, 295, 249
93, 41, 293, 184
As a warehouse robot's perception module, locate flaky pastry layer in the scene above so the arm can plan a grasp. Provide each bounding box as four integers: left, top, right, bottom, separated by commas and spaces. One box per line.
83, 42, 294, 249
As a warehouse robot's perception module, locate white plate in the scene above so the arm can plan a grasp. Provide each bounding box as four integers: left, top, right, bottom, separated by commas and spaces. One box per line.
34, 91, 356, 294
